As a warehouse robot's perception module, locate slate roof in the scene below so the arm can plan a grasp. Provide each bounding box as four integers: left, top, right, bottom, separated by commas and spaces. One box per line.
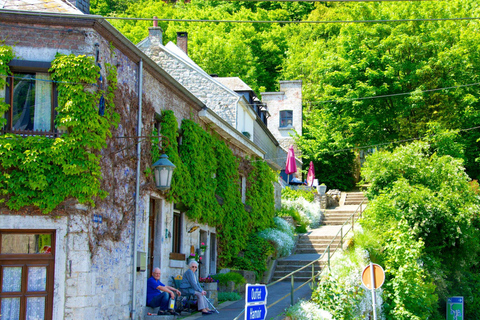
1, 0, 83, 14
215, 77, 253, 92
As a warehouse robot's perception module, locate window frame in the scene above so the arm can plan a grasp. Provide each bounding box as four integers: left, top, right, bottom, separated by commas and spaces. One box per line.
279, 110, 293, 128
2, 60, 59, 137
0, 229, 56, 320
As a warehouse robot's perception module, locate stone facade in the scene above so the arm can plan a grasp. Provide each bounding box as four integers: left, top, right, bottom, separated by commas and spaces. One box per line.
138, 30, 240, 129
0, 12, 240, 320
262, 80, 303, 151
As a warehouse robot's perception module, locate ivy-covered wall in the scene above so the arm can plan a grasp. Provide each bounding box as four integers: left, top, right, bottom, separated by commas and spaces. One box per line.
0, 46, 119, 213
155, 110, 277, 266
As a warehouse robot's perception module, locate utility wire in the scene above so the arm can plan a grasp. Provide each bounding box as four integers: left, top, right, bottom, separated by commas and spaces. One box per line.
103, 15, 480, 24
231, 0, 434, 1
305, 82, 480, 105
256, 125, 480, 162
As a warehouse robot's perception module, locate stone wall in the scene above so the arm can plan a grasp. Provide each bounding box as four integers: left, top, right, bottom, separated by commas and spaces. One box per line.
261, 80, 302, 151
138, 34, 239, 128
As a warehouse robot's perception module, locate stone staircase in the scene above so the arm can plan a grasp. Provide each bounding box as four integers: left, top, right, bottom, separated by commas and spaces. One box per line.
343, 192, 367, 206
271, 191, 366, 283
271, 258, 325, 282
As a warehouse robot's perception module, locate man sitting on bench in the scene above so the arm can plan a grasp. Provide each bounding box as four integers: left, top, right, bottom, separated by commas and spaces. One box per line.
147, 267, 181, 316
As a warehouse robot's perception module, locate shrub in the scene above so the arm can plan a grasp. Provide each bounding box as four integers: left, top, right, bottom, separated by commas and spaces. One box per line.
282, 198, 322, 228
258, 228, 295, 258
231, 233, 275, 281
218, 292, 242, 302
282, 186, 316, 202
275, 206, 309, 233
284, 300, 333, 320
212, 272, 246, 286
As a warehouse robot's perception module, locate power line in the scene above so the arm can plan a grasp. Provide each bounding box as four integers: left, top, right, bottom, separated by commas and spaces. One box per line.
216, 0, 434, 2
305, 82, 480, 105
103, 15, 480, 24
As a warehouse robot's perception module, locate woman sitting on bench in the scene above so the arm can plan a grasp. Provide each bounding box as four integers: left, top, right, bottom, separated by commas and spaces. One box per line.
179, 261, 214, 315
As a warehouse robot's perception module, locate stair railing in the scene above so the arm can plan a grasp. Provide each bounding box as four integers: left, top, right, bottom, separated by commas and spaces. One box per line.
232, 197, 368, 320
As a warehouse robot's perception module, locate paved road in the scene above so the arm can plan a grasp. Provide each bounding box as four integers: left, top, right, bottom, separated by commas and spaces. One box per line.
178, 280, 312, 320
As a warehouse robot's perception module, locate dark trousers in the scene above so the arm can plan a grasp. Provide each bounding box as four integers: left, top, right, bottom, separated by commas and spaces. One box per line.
148, 291, 169, 310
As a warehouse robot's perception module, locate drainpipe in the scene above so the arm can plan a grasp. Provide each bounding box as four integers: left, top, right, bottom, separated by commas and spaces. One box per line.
131, 58, 143, 320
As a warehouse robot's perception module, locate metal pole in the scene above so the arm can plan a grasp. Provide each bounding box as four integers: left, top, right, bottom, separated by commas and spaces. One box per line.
312, 264, 315, 287
370, 263, 377, 320
290, 274, 294, 306
352, 215, 354, 232
327, 246, 331, 271
340, 228, 343, 249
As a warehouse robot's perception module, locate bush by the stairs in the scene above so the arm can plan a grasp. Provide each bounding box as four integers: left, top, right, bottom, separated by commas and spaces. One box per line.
212, 272, 246, 292
276, 206, 309, 233
218, 291, 242, 302
231, 233, 275, 281
258, 226, 295, 258
282, 197, 322, 228
282, 186, 316, 202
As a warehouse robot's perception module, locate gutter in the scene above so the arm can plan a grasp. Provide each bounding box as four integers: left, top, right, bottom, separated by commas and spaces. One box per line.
199, 107, 265, 158
131, 59, 143, 320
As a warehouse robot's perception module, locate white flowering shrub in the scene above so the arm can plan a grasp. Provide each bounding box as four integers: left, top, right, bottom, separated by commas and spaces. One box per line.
311, 247, 383, 320
258, 228, 295, 258
284, 300, 333, 320
273, 216, 294, 238
282, 197, 322, 228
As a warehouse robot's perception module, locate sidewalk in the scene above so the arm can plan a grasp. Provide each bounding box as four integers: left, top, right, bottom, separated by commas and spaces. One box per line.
178, 280, 312, 320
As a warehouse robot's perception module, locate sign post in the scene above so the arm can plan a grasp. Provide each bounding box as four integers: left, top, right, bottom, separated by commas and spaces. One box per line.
245, 284, 268, 320
361, 263, 385, 320
447, 297, 464, 320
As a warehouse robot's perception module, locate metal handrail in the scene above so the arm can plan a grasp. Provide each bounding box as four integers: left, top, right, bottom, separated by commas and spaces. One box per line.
233, 196, 368, 320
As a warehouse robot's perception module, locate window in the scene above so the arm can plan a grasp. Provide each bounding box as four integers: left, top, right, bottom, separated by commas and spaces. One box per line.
0, 230, 55, 320
2, 60, 57, 136
279, 110, 293, 128
172, 211, 182, 254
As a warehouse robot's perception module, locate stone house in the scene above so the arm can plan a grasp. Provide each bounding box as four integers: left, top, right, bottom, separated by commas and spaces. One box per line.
262, 81, 303, 182
0, 2, 276, 319
137, 27, 291, 208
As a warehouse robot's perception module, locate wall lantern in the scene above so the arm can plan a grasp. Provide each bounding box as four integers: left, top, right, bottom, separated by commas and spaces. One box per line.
152, 154, 176, 190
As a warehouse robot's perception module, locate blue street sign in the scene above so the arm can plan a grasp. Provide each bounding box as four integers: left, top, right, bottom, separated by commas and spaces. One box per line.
246, 284, 268, 305
245, 304, 267, 320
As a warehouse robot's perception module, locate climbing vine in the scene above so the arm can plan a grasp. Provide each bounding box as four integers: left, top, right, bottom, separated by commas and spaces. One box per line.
153, 111, 277, 265
0, 44, 14, 127
0, 50, 118, 213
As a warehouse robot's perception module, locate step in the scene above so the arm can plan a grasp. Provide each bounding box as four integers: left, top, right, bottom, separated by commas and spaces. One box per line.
296, 240, 339, 246
272, 269, 323, 279
276, 259, 324, 266
274, 263, 324, 271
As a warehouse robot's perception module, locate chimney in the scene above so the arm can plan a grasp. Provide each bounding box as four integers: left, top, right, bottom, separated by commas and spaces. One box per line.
177, 32, 188, 55
148, 17, 163, 45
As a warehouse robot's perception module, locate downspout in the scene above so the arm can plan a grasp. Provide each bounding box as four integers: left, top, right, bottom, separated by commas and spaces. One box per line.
131, 58, 143, 320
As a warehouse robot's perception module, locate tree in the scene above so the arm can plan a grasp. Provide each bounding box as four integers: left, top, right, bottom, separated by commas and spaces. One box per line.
283, 0, 480, 180
360, 140, 480, 319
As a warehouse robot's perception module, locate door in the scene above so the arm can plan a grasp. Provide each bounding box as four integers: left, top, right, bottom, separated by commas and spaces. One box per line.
148, 199, 157, 276
0, 230, 55, 320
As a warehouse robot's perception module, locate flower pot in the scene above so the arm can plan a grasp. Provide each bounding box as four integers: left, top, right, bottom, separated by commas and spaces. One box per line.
317, 185, 327, 195
200, 250, 205, 256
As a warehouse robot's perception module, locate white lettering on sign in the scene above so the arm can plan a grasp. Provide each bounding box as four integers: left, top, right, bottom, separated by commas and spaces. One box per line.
251, 288, 262, 300
250, 308, 262, 319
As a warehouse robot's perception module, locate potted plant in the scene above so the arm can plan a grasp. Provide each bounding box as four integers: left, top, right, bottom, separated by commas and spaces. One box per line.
199, 242, 207, 255
317, 183, 327, 195
199, 276, 218, 306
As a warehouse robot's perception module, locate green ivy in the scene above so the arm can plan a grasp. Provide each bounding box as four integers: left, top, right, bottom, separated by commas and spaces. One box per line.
0, 50, 118, 212
0, 44, 14, 127
246, 158, 276, 230
156, 111, 277, 266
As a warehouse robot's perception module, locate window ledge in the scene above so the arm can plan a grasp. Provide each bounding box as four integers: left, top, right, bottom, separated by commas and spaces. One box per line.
278, 126, 294, 130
